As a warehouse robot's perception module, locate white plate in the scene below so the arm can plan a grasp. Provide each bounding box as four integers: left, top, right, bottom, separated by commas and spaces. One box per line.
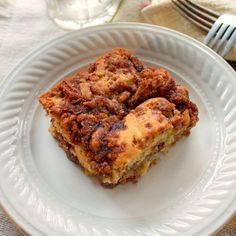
0, 23, 236, 236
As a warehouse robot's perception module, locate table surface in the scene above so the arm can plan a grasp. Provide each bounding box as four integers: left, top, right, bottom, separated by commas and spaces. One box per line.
229, 61, 236, 70
0, 0, 235, 234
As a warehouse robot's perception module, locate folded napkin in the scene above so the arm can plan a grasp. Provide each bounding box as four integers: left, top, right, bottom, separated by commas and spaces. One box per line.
141, 0, 236, 61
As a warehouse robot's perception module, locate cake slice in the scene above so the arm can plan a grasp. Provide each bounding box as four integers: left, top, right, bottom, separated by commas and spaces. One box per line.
39, 48, 198, 186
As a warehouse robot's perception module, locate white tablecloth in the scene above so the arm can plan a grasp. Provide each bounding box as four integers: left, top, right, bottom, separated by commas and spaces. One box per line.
0, 0, 235, 235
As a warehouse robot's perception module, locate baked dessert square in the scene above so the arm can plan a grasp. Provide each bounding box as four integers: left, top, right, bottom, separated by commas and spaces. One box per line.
39, 48, 198, 186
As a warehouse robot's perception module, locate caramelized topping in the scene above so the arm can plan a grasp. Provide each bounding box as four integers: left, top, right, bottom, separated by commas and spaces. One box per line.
39, 48, 198, 176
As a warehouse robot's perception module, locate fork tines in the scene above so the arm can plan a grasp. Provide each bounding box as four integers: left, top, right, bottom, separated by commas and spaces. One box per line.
171, 0, 220, 31
171, 0, 236, 57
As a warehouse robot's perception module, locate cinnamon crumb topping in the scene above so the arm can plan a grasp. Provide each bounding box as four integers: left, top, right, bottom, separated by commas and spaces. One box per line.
39, 48, 198, 180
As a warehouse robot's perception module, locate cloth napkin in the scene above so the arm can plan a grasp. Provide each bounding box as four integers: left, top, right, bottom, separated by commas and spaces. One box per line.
0, 0, 235, 235
141, 0, 236, 61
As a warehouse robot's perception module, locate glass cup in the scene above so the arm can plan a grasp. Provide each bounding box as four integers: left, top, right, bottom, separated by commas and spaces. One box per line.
46, 0, 122, 30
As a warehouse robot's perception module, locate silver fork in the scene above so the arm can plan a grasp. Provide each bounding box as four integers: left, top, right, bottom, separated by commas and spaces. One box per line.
171, 0, 236, 57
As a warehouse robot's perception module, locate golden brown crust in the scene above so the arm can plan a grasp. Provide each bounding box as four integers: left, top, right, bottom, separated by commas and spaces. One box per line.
39, 48, 198, 185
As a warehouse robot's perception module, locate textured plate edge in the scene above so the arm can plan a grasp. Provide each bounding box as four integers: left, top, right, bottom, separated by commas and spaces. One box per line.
2, 22, 236, 95
0, 22, 236, 236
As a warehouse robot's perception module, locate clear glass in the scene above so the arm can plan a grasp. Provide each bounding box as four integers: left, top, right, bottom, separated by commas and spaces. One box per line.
46, 0, 121, 30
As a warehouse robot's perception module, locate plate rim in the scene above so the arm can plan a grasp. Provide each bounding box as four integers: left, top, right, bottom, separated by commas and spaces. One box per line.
0, 22, 236, 236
